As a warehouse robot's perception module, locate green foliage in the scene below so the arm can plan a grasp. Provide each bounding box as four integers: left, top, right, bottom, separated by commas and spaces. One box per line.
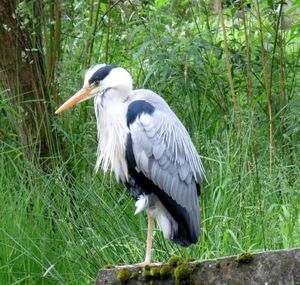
1, 0, 300, 284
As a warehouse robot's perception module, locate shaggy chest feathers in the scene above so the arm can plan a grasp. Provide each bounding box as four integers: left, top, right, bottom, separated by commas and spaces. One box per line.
94, 96, 129, 182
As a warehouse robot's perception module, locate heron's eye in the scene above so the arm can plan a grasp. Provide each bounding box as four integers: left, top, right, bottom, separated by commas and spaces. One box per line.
94, 81, 100, 87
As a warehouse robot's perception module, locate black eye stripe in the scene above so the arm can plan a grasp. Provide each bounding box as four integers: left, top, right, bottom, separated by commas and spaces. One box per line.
89, 65, 118, 85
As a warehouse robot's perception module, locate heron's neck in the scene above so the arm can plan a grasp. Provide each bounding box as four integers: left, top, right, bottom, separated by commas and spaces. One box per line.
94, 93, 130, 182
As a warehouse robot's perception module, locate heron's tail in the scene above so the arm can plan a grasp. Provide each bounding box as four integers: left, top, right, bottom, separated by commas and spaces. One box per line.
167, 205, 200, 246
152, 196, 200, 246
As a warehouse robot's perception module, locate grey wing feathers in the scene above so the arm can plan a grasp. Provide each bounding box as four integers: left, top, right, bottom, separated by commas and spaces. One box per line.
129, 89, 205, 241
130, 89, 205, 184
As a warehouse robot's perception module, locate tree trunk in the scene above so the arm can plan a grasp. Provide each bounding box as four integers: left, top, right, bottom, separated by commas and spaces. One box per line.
0, 0, 57, 160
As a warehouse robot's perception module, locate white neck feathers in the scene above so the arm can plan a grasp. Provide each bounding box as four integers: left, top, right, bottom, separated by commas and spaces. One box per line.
94, 93, 129, 182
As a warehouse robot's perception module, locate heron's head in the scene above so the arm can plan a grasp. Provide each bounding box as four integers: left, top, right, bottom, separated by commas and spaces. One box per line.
55, 64, 133, 114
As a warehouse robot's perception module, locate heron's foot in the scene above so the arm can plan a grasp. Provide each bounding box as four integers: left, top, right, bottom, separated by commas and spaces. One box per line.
113, 264, 132, 269
114, 261, 163, 269
135, 261, 151, 268
135, 261, 163, 268
115, 262, 149, 269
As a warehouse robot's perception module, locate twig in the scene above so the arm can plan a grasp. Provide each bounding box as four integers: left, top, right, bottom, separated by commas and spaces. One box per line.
105, 0, 112, 64
240, 0, 258, 158
255, 0, 274, 171
270, 0, 284, 90
219, 2, 240, 129
87, 0, 101, 66
89, 0, 94, 26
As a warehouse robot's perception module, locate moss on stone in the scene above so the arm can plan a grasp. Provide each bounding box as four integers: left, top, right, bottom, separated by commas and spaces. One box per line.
236, 252, 253, 264
117, 268, 130, 283
142, 266, 161, 280
174, 263, 191, 282
150, 267, 160, 278
104, 264, 115, 269
142, 268, 151, 279
130, 271, 138, 279
194, 261, 202, 268
144, 264, 151, 271
168, 256, 184, 267
160, 264, 172, 279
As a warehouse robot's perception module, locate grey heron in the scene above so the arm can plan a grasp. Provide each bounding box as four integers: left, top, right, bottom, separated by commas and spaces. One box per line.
55, 64, 205, 265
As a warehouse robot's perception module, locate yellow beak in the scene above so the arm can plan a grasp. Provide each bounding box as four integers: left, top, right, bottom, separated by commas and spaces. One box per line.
55, 86, 92, 114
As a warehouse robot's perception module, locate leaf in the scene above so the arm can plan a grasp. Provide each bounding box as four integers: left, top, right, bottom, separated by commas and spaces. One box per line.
100, 3, 107, 13
143, 63, 158, 86
226, 229, 243, 250
134, 41, 151, 58
285, 3, 300, 15
267, 0, 273, 8
155, 0, 167, 11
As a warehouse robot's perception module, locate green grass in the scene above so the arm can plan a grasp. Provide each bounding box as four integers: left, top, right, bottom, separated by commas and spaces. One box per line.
1, 114, 299, 284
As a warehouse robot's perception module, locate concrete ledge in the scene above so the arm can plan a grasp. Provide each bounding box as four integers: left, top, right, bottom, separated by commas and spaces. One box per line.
96, 248, 300, 284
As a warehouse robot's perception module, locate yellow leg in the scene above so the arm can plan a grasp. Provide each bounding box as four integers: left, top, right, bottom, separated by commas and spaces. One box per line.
115, 213, 158, 268
144, 210, 154, 264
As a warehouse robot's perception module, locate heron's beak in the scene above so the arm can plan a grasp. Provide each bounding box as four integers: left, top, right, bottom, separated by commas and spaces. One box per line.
55, 86, 92, 114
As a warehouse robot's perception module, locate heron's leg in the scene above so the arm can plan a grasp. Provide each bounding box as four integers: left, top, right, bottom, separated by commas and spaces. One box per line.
115, 210, 155, 268
144, 209, 155, 264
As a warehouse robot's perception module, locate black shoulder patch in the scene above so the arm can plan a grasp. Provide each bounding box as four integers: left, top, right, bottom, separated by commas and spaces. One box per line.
126, 100, 155, 127
125, 133, 136, 170
88, 65, 118, 85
